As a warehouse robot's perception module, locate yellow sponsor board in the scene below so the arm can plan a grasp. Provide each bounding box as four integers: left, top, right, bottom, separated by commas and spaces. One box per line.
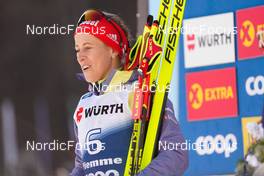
241, 116, 262, 155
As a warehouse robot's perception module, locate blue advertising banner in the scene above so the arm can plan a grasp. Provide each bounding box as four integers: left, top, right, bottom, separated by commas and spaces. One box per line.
237, 58, 264, 117
183, 118, 243, 175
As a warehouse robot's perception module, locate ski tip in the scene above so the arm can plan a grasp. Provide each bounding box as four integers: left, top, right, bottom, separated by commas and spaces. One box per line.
147, 15, 153, 26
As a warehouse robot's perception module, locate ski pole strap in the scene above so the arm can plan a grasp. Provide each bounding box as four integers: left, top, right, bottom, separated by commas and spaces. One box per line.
126, 36, 142, 70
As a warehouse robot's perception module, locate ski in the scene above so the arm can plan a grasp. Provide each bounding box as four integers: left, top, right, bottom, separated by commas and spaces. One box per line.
124, 19, 162, 175
124, 0, 186, 175
132, 20, 162, 174
124, 15, 154, 176
140, 0, 186, 170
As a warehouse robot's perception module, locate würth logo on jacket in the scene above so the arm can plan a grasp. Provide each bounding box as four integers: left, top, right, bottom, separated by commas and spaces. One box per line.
86, 103, 124, 117
76, 107, 84, 123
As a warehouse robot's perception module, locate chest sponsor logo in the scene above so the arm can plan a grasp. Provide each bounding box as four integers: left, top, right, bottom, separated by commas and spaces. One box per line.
76, 103, 124, 123
76, 107, 84, 123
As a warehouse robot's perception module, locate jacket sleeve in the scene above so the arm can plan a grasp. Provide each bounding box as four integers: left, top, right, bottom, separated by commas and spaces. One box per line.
137, 99, 189, 176
70, 123, 85, 176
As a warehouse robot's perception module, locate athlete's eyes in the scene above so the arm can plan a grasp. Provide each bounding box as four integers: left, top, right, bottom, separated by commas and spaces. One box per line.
84, 46, 92, 50
74, 46, 92, 53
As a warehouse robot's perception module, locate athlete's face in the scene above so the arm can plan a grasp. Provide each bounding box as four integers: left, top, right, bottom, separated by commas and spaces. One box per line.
75, 34, 117, 83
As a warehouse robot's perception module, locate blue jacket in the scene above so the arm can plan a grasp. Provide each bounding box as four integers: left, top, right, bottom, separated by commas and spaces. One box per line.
70, 69, 188, 176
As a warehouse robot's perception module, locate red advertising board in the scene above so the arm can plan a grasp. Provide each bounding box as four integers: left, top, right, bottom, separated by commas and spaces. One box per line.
237, 5, 264, 60
186, 67, 238, 121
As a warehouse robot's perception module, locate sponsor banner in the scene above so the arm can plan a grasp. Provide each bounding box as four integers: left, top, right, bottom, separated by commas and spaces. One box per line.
182, 118, 243, 175
183, 13, 235, 68
237, 58, 264, 116
186, 67, 238, 121
241, 116, 262, 155
236, 5, 264, 60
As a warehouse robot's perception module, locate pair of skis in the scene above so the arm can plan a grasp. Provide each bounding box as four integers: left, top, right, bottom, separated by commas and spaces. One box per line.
124, 0, 186, 175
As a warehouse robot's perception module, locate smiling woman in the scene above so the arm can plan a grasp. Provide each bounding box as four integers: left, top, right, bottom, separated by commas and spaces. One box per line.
70, 9, 188, 176
74, 10, 132, 83
75, 34, 117, 83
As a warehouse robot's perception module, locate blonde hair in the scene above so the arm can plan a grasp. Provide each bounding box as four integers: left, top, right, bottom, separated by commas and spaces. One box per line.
102, 11, 133, 70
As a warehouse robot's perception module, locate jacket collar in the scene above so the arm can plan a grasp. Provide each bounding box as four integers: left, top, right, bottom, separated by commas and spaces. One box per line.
77, 69, 137, 95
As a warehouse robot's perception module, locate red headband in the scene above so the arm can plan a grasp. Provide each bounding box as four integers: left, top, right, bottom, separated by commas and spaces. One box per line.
75, 17, 128, 60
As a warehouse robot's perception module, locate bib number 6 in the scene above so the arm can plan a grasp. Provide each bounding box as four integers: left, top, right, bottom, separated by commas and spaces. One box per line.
85, 128, 105, 155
